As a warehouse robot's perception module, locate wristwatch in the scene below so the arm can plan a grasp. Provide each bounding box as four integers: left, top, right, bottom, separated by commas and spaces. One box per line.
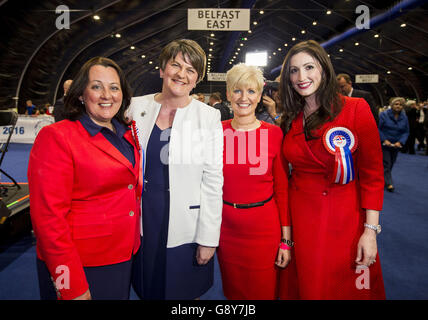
364, 223, 381, 235
281, 239, 294, 247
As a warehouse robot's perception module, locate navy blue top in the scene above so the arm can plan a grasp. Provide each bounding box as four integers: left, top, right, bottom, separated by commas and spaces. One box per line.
79, 113, 135, 166
378, 109, 410, 145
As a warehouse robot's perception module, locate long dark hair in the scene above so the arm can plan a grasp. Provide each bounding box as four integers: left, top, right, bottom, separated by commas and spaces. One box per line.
279, 40, 343, 139
64, 57, 132, 125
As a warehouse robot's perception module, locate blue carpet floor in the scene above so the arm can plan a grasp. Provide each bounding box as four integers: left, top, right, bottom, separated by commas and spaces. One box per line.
0, 143, 427, 299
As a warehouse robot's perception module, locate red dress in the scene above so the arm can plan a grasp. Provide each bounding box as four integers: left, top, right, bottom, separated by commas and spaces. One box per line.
280, 96, 386, 299
217, 120, 289, 299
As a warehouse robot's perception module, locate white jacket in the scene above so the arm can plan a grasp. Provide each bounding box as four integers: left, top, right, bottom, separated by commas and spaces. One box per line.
128, 94, 224, 248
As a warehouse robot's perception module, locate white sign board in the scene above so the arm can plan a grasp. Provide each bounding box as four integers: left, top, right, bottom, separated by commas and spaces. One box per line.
188, 8, 250, 31
355, 74, 379, 83
207, 73, 227, 82
0, 115, 54, 144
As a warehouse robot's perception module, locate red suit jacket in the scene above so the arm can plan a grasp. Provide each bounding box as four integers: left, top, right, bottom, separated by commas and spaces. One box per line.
280, 96, 385, 299
28, 120, 142, 300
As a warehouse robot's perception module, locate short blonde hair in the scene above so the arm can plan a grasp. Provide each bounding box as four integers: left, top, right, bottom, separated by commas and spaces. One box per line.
390, 97, 405, 107
226, 63, 264, 94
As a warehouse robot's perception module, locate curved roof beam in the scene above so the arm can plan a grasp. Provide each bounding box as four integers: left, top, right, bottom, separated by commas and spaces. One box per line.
52, 0, 186, 101
15, 0, 122, 103
270, 0, 428, 76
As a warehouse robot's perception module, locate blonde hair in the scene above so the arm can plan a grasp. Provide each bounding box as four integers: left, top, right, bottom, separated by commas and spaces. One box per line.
226, 63, 264, 94
390, 97, 405, 107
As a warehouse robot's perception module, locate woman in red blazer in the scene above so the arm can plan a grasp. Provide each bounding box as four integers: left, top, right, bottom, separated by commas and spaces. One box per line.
28, 57, 142, 300
278, 40, 385, 299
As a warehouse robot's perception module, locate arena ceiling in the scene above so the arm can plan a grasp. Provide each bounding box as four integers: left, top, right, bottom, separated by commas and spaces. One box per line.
1, 0, 427, 109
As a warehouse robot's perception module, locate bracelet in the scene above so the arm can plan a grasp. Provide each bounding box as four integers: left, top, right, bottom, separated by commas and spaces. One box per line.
279, 242, 291, 250
280, 239, 294, 247
274, 114, 280, 120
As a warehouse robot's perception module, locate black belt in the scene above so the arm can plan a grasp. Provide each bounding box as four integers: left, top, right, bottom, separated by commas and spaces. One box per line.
223, 195, 273, 209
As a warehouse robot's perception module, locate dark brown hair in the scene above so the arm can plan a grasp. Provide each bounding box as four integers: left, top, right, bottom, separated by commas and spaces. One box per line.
279, 40, 343, 139
159, 39, 206, 84
64, 57, 132, 125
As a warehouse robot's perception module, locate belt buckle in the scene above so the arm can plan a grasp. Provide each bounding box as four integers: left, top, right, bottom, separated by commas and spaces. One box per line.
233, 203, 237, 209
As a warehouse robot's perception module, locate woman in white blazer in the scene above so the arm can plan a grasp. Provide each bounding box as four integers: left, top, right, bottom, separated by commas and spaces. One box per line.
127, 39, 223, 300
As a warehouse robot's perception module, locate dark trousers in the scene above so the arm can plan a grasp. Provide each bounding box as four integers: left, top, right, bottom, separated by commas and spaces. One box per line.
403, 127, 416, 154
36, 257, 133, 300
382, 145, 399, 186
416, 123, 426, 149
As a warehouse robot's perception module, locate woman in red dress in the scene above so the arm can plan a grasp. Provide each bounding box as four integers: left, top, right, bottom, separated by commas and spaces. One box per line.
217, 63, 292, 299
278, 40, 385, 299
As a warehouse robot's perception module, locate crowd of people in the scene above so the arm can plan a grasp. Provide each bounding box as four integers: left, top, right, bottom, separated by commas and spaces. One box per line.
26, 38, 426, 300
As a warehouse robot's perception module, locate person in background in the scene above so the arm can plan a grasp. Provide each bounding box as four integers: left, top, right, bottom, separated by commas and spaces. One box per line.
209, 91, 232, 121
378, 97, 409, 192
337, 73, 379, 125
127, 39, 223, 300
217, 63, 291, 299
255, 81, 282, 125
28, 57, 142, 300
279, 40, 385, 299
415, 101, 426, 151
196, 92, 205, 103
402, 100, 418, 154
54, 79, 73, 122
25, 100, 36, 115
423, 101, 428, 156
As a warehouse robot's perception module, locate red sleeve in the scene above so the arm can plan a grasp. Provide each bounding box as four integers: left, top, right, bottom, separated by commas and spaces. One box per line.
272, 127, 290, 226
354, 99, 384, 211
28, 124, 88, 300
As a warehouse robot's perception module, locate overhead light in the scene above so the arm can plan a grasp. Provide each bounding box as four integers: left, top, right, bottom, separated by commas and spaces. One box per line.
292, 37, 296, 41
354, 42, 359, 46
209, 48, 213, 51
237, 48, 241, 51
253, 21, 258, 25
149, 61, 153, 64
374, 34, 380, 38
387, 71, 391, 74
240, 43, 244, 46
284, 43, 288, 47
210, 33, 215, 37
273, 52, 276, 55
155, 66, 159, 70
400, 23, 406, 27
209, 53, 212, 57
248, 30, 252, 33
278, 48, 282, 51
339, 48, 344, 52
93, 15, 100, 20
210, 42, 214, 45
301, 30, 306, 34
408, 67, 412, 70
245, 51, 267, 66
130, 46, 135, 50
259, 10, 264, 14
326, 10, 332, 15
141, 55, 146, 58
115, 33, 121, 38
312, 21, 317, 26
